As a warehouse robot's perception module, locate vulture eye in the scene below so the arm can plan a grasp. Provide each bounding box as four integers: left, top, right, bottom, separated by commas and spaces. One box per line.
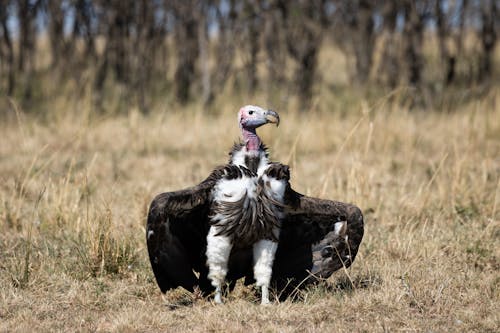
248, 110, 254, 115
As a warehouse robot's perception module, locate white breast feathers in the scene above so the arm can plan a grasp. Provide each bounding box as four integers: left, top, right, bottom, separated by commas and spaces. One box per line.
206, 163, 288, 304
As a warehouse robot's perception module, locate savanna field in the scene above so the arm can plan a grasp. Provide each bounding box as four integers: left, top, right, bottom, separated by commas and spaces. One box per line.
0, 88, 498, 332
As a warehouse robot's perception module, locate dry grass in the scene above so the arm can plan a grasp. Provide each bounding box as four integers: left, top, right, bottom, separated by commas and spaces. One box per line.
0, 88, 499, 332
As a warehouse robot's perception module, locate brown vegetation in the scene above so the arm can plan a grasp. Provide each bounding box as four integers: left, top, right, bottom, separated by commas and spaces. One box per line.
0, 88, 499, 331
0, 1, 499, 331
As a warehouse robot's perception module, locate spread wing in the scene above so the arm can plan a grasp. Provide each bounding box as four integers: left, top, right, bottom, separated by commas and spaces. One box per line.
272, 186, 364, 291
146, 167, 364, 296
146, 167, 224, 293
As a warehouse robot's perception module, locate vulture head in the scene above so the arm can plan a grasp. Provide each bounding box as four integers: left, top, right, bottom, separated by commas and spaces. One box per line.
238, 105, 280, 130
238, 105, 279, 152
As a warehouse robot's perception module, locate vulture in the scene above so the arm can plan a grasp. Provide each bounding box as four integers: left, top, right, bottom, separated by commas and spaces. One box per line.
147, 105, 364, 304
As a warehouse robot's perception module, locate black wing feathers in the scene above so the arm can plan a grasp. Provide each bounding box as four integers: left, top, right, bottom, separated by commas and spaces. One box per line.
146, 164, 364, 296
273, 187, 364, 291
146, 167, 224, 293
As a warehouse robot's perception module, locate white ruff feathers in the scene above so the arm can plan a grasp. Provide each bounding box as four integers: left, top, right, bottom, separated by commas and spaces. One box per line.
260, 173, 286, 204
231, 148, 270, 174
206, 163, 286, 305
213, 176, 258, 203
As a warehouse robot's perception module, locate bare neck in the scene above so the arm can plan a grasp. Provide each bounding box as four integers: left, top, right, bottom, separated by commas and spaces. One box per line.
241, 127, 261, 153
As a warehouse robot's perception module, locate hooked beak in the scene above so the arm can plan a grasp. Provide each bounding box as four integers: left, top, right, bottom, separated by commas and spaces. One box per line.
265, 110, 280, 127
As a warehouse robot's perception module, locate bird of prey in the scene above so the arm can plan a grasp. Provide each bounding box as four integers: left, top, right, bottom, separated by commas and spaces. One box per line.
146, 105, 364, 304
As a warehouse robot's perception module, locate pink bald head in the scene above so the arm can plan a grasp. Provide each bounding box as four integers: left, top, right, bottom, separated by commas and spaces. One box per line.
237, 105, 280, 152
238, 105, 280, 130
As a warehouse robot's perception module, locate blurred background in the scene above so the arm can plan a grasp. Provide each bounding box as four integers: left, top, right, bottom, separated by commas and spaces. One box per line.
0, 0, 498, 116
0, 3, 499, 330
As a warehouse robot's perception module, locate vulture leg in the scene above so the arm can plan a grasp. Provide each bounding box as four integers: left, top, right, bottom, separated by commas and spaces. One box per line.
252, 238, 279, 305
206, 226, 233, 304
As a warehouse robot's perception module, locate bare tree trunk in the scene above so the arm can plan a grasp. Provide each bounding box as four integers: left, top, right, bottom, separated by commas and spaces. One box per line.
241, 0, 260, 95
109, 0, 131, 85
173, 0, 199, 104
198, 2, 213, 106
17, 0, 38, 101
280, 0, 323, 111
0, 2, 15, 96
212, 0, 236, 95
378, 0, 399, 88
263, 1, 285, 104
352, 0, 375, 83
436, 0, 460, 86
132, 0, 156, 112
403, 0, 425, 87
478, 0, 497, 82
47, 1, 65, 69
454, 0, 468, 69
74, 0, 97, 64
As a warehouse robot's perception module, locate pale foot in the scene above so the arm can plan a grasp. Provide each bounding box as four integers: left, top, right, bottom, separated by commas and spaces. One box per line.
214, 286, 223, 304
260, 285, 271, 305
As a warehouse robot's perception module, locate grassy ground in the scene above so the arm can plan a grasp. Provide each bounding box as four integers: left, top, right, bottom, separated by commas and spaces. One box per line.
0, 89, 499, 332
